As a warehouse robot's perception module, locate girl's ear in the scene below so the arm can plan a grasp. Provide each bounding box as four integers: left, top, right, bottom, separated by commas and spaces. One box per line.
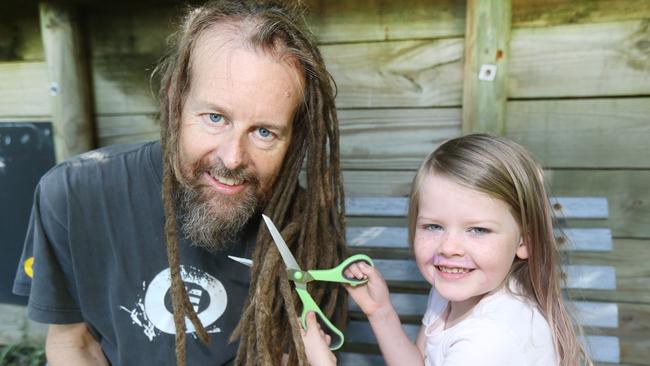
515, 237, 529, 260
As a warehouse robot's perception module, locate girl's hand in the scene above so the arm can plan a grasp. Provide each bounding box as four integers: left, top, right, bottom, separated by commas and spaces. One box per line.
344, 261, 392, 319
300, 312, 337, 366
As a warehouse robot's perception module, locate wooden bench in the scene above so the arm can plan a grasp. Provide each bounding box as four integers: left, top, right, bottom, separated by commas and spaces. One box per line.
338, 196, 618, 365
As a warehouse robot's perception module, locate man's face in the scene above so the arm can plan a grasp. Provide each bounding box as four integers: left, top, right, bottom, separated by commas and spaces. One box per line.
177, 29, 304, 250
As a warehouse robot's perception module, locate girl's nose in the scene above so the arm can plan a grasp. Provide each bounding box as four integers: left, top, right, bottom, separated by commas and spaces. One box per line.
438, 232, 463, 256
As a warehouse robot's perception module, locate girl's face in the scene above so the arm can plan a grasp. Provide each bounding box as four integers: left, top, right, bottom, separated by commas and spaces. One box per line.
413, 173, 529, 307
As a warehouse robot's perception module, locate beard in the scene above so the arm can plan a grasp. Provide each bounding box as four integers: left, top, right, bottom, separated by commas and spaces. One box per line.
176, 157, 268, 252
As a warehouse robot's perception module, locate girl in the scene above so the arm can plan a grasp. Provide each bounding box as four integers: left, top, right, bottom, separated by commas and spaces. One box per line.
302, 134, 592, 366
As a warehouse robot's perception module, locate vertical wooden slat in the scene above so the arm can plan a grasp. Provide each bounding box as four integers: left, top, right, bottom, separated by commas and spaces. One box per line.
462, 0, 511, 134
39, 1, 94, 162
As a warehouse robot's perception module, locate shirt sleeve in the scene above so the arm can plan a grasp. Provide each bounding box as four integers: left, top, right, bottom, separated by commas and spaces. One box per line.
440, 319, 525, 366
12, 169, 84, 324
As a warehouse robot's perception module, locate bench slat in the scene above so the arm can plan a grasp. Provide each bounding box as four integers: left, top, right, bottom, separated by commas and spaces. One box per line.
580, 335, 621, 364
338, 353, 383, 366
560, 228, 613, 251
573, 301, 619, 328
372, 259, 615, 290
347, 227, 613, 252
342, 322, 620, 364
349, 295, 618, 329
345, 196, 608, 219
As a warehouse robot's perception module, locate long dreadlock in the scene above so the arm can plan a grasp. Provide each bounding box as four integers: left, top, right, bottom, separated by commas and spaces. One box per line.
152, 1, 347, 365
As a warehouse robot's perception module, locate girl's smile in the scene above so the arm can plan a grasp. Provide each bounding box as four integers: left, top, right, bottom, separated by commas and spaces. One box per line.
413, 173, 529, 310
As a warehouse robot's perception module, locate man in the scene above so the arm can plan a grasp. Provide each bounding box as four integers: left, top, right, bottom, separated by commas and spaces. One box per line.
13, 1, 347, 365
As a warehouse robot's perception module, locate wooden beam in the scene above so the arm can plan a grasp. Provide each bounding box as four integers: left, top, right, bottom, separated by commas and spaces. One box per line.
39, 1, 94, 162
462, 0, 511, 134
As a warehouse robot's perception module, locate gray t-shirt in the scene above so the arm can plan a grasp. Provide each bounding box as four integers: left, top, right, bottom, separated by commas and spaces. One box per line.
13, 141, 253, 365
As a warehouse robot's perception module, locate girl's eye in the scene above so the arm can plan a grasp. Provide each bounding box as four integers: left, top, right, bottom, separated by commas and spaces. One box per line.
469, 227, 490, 235
424, 224, 443, 232
208, 113, 224, 123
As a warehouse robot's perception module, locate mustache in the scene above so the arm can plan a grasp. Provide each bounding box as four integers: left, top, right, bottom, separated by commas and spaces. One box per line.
191, 158, 259, 187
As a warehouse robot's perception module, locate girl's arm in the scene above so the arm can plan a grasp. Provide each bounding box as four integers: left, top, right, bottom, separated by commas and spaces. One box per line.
345, 263, 425, 366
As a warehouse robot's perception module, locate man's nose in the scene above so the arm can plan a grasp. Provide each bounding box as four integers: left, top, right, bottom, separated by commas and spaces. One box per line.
217, 132, 246, 170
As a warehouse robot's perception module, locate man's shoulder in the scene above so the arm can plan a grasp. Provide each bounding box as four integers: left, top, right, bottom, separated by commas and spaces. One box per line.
41, 140, 162, 187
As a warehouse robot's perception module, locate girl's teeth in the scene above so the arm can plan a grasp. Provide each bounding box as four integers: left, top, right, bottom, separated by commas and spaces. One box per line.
438, 266, 470, 274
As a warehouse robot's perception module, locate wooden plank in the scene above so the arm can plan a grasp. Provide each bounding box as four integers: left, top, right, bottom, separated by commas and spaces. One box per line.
0, 17, 44, 62
322, 38, 464, 109
569, 239, 650, 303
343, 321, 620, 364
506, 98, 650, 169
509, 20, 650, 98
40, 2, 94, 161
345, 196, 609, 219
547, 170, 650, 239
89, 29, 464, 114
0, 61, 50, 118
574, 301, 619, 329
338, 353, 383, 366
84, 0, 466, 50
338, 108, 460, 170
349, 293, 428, 317
82, 6, 171, 116
347, 226, 612, 252
550, 197, 609, 220
349, 293, 617, 329
512, 0, 650, 28
85, 6, 172, 59
564, 265, 616, 291
93, 108, 460, 166
582, 335, 621, 364
91, 56, 159, 116
371, 259, 614, 290
582, 302, 650, 365
346, 197, 408, 217
560, 228, 613, 252
305, 0, 466, 44
462, 0, 511, 134
342, 170, 650, 239
95, 114, 158, 146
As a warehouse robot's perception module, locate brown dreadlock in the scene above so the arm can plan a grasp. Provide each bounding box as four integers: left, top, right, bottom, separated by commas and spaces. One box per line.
152, 1, 347, 365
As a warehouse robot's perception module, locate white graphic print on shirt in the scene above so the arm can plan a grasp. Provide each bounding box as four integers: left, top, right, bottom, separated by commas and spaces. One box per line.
121, 265, 227, 341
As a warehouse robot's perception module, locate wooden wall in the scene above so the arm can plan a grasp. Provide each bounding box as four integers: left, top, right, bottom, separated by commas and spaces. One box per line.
1, 0, 649, 363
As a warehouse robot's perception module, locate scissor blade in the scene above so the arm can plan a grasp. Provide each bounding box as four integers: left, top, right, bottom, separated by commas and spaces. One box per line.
228, 255, 253, 267
262, 214, 302, 271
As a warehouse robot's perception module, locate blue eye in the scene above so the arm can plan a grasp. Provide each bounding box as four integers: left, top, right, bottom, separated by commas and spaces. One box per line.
469, 227, 490, 235
424, 224, 443, 232
258, 127, 272, 138
208, 113, 223, 123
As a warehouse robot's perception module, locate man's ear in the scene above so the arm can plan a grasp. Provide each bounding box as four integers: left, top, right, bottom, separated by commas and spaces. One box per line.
515, 236, 529, 260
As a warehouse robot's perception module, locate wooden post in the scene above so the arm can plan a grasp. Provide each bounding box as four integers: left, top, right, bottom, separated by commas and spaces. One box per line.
462, 0, 511, 135
39, 1, 94, 162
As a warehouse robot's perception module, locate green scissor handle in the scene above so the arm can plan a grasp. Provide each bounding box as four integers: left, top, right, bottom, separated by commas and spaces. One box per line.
307, 254, 374, 286
296, 286, 344, 350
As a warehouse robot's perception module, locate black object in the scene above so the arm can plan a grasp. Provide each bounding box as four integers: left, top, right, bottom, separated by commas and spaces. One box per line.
0, 122, 55, 305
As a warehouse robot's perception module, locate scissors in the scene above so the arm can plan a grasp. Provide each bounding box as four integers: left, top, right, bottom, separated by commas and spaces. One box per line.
228, 214, 374, 350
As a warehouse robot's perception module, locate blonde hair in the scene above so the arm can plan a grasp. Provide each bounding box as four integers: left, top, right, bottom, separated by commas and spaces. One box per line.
408, 134, 592, 366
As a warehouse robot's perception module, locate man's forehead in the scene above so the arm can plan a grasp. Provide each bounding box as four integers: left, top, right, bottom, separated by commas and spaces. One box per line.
191, 23, 295, 69
188, 26, 305, 101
